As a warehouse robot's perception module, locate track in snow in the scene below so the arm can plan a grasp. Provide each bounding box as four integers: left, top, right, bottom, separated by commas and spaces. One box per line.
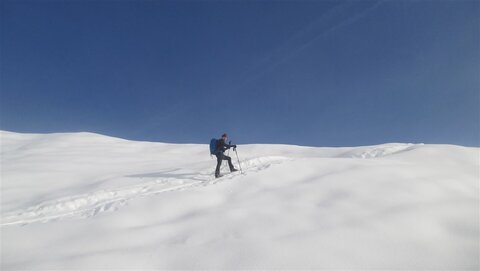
1, 156, 289, 226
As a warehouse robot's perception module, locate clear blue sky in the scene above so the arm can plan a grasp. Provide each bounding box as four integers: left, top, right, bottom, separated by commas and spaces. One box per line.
1, 0, 479, 147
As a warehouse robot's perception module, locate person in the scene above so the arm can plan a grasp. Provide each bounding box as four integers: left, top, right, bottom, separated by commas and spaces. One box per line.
214, 133, 238, 178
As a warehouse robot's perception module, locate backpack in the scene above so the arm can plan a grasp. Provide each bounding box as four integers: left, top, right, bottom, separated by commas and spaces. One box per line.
209, 138, 218, 155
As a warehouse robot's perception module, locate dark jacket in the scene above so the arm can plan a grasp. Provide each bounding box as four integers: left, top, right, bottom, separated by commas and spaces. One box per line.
215, 138, 234, 154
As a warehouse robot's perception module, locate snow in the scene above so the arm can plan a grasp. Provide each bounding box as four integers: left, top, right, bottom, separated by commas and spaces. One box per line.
1, 131, 478, 269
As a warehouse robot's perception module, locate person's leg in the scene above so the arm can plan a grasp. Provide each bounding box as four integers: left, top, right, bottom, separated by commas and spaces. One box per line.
215, 153, 223, 177
224, 155, 236, 171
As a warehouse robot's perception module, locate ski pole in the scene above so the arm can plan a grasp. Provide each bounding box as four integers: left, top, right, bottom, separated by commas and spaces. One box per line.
234, 147, 243, 174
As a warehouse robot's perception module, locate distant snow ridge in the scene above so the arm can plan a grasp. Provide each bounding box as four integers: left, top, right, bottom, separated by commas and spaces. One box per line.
342, 143, 422, 158
1, 156, 289, 226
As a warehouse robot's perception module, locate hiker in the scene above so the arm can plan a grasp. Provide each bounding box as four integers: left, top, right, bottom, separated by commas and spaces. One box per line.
213, 133, 238, 178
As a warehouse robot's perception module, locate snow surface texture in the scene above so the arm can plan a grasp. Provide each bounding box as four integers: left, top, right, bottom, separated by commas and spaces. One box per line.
1, 131, 478, 269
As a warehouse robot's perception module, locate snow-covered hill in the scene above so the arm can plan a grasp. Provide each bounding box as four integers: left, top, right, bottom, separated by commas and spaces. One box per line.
1, 131, 478, 269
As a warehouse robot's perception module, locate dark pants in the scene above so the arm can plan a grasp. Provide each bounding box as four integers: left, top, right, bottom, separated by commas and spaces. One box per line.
215, 152, 234, 176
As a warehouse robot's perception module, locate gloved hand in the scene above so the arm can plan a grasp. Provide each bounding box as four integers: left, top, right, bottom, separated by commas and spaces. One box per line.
233, 145, 237, 150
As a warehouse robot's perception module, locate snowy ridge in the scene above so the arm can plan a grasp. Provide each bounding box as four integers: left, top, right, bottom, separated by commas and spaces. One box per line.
1, 131, 478, 269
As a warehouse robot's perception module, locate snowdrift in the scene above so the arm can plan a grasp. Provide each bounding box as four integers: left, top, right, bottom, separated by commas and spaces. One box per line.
1, 131, 478, 269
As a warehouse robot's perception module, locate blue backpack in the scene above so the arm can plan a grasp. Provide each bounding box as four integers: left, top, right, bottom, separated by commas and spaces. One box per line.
209, 138, 218, 155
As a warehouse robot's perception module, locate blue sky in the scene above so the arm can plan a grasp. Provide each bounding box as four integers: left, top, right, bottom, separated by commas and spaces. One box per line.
1, 0, 479, 147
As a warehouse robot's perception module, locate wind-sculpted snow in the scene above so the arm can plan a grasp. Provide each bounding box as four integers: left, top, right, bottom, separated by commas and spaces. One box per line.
1, 131, 478, 270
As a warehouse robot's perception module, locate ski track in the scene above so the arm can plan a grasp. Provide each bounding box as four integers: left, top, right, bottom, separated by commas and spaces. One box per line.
1, 156, 290, 227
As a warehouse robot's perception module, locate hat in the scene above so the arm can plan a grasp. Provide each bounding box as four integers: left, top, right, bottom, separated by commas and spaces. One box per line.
221, 133, 228, 138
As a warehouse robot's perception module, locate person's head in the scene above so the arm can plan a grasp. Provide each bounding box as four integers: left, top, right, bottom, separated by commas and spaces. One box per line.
221, 133, 228, 141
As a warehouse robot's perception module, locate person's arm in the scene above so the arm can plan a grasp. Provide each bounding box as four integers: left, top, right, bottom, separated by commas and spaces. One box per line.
224, 141, 237, 150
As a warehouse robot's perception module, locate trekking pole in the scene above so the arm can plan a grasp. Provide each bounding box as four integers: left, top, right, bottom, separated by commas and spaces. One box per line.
234, 147, 243, 174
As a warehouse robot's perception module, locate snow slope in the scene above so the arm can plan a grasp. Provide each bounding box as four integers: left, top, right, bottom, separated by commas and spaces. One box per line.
1, 131, 478, 269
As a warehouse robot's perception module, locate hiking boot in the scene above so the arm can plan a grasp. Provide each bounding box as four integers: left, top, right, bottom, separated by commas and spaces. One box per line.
230, 168, 238, 173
